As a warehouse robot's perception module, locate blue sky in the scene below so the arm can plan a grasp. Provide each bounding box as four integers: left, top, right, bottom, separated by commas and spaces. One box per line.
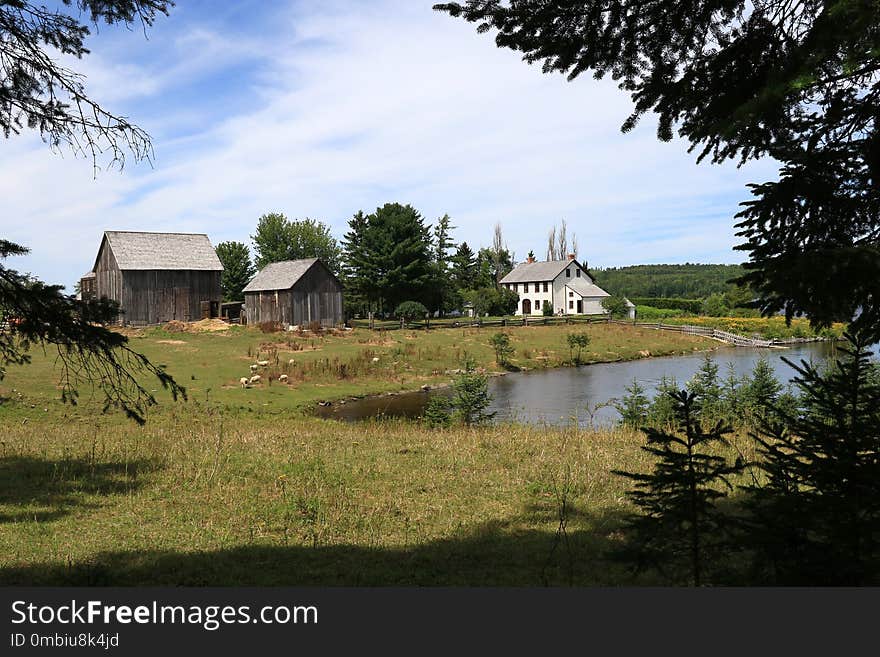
1, 0, 780, 290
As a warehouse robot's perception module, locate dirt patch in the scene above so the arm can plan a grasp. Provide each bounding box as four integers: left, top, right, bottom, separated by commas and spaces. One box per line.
156, 339, 187, 345
161, 319, 230, 333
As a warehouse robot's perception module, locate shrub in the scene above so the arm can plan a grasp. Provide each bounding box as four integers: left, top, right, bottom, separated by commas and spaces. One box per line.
601, 295, 630, 318
394, 301, 428, 321
542, 300, 553, 316
488, 332, 514, 366
566, 332, 590, 364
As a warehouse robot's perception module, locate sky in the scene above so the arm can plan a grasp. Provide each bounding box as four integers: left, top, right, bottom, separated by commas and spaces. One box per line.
1, 0, 781, 291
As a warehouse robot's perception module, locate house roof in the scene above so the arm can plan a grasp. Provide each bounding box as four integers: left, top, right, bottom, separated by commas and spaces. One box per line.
565, 277, 610, 298
500, 259, 581, 284
242, 259, 321, 293
99, 231, 223, 271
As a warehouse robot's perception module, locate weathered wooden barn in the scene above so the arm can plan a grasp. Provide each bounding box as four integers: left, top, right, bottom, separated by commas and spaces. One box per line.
87, 231, 223, 325
243, 259, 343, 327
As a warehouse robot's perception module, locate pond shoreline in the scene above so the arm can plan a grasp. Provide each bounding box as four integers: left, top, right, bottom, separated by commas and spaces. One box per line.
309, 340, 728, 415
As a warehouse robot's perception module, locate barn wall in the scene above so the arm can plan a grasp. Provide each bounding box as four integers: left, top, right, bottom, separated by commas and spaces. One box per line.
94, 239, 124, 314
120, 270, 221, 325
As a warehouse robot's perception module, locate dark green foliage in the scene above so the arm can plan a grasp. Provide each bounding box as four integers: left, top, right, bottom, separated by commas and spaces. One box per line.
615, 378, 649, 428
0, 240, 185, 424
435, 1, 880, 340
541, 300, 553, 316
461, 286, 518, 317
450, 242, 478, 292
595, 265, 746, 299
339, 203, 433, 314
1, 0, 172, 167
423, 395, 453, 429
251, 213, 341, 273
394, 301, 428, 321
488, 332, 514, 366
613, 390, 743, 585
475, 246, 514, 290
215, 241, 254, 302
686, 356, 723, 423
600, 295, 629, 318
701, 294, 729, 317
740, 357, 782, 425
429, 214, 456, 316
647, 376, 680, 428
450, 357, 495, 426
565, 332, 590, 365
743, 334, 880, 584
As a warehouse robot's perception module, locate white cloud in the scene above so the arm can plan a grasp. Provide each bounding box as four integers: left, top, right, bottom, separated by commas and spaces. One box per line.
0, 0, 780, 290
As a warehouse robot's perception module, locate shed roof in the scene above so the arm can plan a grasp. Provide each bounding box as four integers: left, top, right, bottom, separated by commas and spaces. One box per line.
81, 271, 96, 279
565, 277, 610, 298
500, 259, 583, 284
242, 259, 321, 293
99, 231, 223, 271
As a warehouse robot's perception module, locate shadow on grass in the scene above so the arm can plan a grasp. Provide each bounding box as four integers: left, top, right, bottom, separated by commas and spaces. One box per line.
0, 456, 162, 524
0, 506, 647, 586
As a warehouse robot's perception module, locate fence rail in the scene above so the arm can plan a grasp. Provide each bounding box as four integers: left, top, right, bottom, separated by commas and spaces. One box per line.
610, 320, 822, 348
349, 314, 609, 331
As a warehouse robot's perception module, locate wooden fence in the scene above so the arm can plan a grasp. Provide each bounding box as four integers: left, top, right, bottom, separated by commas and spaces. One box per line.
349, 314, 610, 331
609, 320, 811, 348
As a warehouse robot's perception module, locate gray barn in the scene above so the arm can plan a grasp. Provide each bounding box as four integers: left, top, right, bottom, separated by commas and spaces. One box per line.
88, 231, 223, 325
243, 259, 343, 327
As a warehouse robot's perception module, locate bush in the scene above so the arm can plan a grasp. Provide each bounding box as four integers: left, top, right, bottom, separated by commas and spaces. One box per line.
488, 332, 514, 366
542, 300, 553, 316
259, 321, 283, 333
601, 295, 630, 318
566, 332, 590, 364
395, 301, 428, 321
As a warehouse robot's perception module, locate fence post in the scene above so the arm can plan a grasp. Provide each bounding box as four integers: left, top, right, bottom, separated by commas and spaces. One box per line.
369, 312, 374, 330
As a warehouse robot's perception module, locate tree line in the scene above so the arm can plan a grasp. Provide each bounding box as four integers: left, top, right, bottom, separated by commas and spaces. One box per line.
216, 204, 576, 319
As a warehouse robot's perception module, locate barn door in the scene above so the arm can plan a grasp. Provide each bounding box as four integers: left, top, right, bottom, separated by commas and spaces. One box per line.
175, 287, 188, 321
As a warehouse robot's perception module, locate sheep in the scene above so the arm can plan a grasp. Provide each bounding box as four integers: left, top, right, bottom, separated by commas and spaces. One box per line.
239, 377, 249, 388
257, 360, 270, 367
372, 357, 380, 363
249, 374, 262, 384
288, 358, 296, 365
278, 374, 288, 383
250, 364, 259, 372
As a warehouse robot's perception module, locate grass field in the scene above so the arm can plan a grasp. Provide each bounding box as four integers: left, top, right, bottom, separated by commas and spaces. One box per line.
0, 321, 715, 420
0, 412, 761, 585
0, 321, 725, 585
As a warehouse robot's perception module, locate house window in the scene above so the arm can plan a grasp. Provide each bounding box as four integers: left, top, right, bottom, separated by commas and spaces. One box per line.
534, 300, 539, 312
543, 282, 548, 292
576, 269, 581, 277
569, 300, 574, 310
524, 282, 530, 293
569, 291, 573, 297
566, 268, 571, 278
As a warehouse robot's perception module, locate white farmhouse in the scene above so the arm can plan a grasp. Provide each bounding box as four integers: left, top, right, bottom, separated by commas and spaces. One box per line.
500, 254, 615, 316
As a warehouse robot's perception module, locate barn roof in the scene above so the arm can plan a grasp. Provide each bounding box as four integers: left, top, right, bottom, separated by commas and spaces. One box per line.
500, 259, 585, 284
100, 231, 223, 271
565, 277, 610, 298
242, 259, 322, 293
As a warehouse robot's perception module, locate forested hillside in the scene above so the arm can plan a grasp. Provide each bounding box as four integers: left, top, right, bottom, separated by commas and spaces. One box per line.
593, 264, 745, 298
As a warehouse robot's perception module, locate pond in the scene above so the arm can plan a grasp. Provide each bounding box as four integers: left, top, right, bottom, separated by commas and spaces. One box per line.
315, 342, 844, 428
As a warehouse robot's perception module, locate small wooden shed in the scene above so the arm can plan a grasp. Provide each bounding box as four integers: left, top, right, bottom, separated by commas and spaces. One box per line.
88, 231, 223, 325
243, 259, 343, 327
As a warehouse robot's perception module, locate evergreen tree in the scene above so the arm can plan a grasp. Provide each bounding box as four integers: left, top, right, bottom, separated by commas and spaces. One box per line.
648, 376, 680, 428
430, 214, 456, 316
741, 357, 783, 425
451, 357, 495, 426
340, 210, 373, 316
215, 241, 255, 302
615, 379, 650, 429
451, 242, 478, 293
687, 356, 723, 423
743, 333, 880, 584
488, 332, 514, 367
613, 390, 743, 585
